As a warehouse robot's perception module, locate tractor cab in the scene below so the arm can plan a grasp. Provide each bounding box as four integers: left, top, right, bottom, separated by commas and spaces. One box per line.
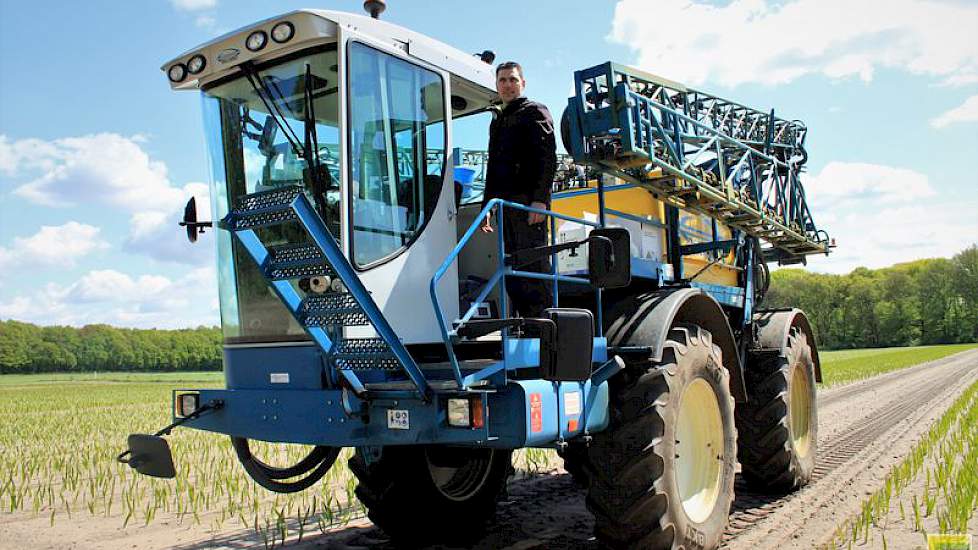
170, 10, 498, 345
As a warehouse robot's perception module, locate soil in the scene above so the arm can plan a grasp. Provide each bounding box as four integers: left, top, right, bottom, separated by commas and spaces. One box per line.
2, 349, 976, 550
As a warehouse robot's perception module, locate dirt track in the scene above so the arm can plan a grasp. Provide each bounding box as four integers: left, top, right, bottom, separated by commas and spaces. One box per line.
3, 349, 977, 549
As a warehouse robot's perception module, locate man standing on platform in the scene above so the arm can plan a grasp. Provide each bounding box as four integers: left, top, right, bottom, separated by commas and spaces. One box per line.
481, 61, 557, 319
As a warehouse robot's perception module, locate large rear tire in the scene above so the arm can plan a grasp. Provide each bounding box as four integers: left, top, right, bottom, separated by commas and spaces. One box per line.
588, 324, 737, 549
349, 446, 512, 545
736, 327, 818, 492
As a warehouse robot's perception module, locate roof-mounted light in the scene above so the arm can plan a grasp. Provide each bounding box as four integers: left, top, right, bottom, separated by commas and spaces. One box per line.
246, 30, 268, 52
168, 63, 188, 83
271, 21, 295, 43
187, 55, 206, 75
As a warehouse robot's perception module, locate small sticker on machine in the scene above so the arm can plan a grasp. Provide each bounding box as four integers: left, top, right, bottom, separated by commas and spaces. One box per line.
269, 373, 290, 384
564, 391, 582, 416
387, 409, 410, 430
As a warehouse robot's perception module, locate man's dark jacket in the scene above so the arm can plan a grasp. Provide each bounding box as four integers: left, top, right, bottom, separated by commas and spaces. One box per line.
483, 97, 557, 207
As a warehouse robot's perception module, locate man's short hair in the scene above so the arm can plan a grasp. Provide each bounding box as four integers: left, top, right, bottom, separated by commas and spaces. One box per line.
496, 61, 524, 78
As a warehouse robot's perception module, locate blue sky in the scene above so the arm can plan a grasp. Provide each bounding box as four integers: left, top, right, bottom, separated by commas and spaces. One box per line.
1, 0, 976, 328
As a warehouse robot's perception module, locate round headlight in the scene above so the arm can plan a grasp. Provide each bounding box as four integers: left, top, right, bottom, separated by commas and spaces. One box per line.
245, 30, 267, 52
168, 63, 188, 83
187, 55, 206, 74
271, 21, 295, 43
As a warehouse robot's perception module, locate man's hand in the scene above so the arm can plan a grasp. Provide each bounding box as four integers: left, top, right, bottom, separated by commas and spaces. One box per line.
527, 201, 548, 225
481, 211, 494, 233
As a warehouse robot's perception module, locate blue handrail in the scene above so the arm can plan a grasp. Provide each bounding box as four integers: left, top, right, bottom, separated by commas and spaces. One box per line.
430, 198, 602, 389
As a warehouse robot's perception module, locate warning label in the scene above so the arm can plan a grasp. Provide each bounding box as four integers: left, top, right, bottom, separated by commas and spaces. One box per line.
530, 393, 543, 433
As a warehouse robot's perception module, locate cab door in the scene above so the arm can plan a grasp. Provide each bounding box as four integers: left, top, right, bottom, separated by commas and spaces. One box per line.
342, 38, 458, 344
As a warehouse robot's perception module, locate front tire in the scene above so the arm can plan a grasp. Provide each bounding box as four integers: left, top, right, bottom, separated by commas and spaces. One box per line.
736, 327, 818, 492
349, 446, 512, 545
588, 324, 737, 549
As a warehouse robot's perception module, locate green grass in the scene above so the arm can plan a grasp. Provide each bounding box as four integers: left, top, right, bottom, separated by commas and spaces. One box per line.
819, 343, 978, 386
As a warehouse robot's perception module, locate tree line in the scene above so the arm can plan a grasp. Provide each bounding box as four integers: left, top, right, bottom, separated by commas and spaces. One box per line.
765, 245, 978, 349
0, 321, 222, 373
1, 246, 976, 372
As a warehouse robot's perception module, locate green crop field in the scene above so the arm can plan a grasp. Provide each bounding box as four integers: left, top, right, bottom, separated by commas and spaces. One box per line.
819, 343, 978, 386
0, 343, 974, 541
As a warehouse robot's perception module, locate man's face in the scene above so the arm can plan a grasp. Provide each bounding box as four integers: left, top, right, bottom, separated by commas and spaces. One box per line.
496, 68, 525, 104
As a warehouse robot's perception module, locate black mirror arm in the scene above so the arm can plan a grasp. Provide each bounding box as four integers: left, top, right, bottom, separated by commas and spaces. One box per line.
178, 220, 213, 232
116, 400, 224, 465
506, 240, 584, 269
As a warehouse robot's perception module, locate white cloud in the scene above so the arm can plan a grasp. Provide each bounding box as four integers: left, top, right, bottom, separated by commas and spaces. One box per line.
608, 0, 978, 87
170, 0, 217, 11
805, 162, 935, 208
6, 133, 182, 211
1, 133, 214, 265
930, 94, 978, 129
0, 222, 109, 270
0, 267, 219, 328
801, 162, 978, 273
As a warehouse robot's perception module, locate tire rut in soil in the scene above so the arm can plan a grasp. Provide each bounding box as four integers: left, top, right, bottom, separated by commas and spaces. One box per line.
721, 353, 977, 543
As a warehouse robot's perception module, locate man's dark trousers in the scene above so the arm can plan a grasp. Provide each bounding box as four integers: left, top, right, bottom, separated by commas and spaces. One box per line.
502, 208, 552, 319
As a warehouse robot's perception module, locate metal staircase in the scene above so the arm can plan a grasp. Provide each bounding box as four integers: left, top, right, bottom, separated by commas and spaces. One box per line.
221, 185, 430, 401
564, 62, 831, 264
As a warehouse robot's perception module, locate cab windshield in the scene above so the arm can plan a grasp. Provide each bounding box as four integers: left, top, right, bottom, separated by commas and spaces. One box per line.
203, 46, 339, 342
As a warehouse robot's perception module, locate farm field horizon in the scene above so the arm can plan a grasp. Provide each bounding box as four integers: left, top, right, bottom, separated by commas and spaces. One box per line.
0, 343, 975, 549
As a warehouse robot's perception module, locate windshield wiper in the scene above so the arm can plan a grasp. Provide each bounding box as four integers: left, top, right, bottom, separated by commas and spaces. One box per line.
240, 61, 331, 218
302, 63, 332, 217
241, 62, 304, 159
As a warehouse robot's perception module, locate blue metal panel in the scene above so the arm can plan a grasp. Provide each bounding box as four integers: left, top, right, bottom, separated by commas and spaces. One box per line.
487, 380, 610, 448
691, 281, 746, 308
224, 345, 325, 390
188, 388, 496, 446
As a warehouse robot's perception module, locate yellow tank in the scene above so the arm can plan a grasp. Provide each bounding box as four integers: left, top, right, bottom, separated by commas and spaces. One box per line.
551, 177, 739, 287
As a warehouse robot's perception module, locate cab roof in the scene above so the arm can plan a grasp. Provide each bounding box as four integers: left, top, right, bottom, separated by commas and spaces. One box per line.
162, 9, 497, 95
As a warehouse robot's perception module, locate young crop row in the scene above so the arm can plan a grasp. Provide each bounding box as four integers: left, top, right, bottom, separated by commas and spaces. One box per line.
824, 378, 978, 549
0, 378, 560, 545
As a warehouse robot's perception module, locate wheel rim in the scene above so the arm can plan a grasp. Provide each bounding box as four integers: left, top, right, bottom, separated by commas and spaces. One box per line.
424, 448, 494, 501
676, 378, 724, 524
790, 363, 813, 457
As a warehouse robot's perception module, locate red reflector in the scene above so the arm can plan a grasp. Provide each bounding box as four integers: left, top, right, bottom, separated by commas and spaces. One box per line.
568, 418, 579, 432
471, 396, 484, 429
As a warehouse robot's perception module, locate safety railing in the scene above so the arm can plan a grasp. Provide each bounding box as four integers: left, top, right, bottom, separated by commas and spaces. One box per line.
430, 198, 604, 390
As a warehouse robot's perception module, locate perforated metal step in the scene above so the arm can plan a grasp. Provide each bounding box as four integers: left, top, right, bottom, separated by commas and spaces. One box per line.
301, 293, 369, 327
266, 243, 332, 281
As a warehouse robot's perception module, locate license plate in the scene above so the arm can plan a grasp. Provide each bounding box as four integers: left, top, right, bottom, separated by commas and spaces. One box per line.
387, 409, 409, 430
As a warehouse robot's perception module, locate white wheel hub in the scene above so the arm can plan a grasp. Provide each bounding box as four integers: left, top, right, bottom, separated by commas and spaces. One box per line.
790, 364, 813, 457
675, 377, 724, 523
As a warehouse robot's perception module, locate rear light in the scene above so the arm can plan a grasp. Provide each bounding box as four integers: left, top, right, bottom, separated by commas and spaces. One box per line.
471, 396, 484, 428
176, 393, 200, 418
447, 396, 484, 428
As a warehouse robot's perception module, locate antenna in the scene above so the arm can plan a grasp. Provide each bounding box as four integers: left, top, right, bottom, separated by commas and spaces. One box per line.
363, 0, 386, 19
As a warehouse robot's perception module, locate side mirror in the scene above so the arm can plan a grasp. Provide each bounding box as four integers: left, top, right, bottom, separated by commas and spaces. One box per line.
119, 434, 176, 479
588, 227, 631, 288
179, 197, 213, 243
539, 308, 594, 382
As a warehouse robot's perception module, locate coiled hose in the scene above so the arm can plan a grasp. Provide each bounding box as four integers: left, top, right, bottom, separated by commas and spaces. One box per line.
231, 437, 340, 493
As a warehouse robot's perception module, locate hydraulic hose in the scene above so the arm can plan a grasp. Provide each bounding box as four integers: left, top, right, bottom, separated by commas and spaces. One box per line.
231, 437, 340, 493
